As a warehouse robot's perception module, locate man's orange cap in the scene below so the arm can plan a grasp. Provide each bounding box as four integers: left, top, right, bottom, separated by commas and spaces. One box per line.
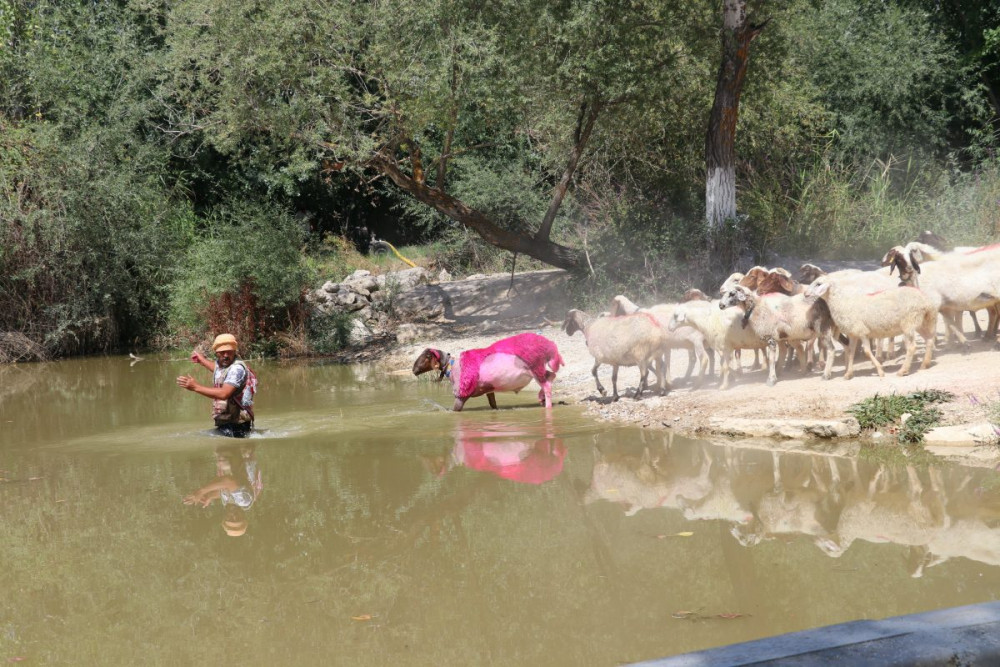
212, 333, 238, 353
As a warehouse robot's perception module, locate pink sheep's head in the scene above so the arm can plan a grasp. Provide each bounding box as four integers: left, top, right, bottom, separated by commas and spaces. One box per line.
413, 348, 446, 378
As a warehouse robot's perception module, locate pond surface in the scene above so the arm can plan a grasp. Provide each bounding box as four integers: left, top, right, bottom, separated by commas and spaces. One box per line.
2, 356, 1000, 665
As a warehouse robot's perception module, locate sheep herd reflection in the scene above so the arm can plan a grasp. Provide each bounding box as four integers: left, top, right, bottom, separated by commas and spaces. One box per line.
418, 411, 1000, 578
582, 433, 1000, 575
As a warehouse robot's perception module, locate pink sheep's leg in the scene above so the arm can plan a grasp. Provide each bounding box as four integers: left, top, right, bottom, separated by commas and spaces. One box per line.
453, 397, 467, 412
537, 381, 553, 408
487, 392, 498, 409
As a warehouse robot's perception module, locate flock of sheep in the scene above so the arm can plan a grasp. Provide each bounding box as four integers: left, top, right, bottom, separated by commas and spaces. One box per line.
562, 231, 999, 400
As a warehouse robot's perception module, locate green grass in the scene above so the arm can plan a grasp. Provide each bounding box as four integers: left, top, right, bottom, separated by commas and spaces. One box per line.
847, 389, 955, 444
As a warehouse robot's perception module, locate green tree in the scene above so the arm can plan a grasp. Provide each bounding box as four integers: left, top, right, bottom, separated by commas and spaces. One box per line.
786, 0, 975, 161
158, 0, 713, 272
0, 0, 188, 355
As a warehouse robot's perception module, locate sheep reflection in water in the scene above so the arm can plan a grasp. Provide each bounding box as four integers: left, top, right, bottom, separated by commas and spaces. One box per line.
583, 438, 1000, 575
424, 417, 565, 485
583, 436, 758, 524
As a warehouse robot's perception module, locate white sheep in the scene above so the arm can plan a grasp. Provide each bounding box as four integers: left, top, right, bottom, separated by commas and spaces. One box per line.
562, 309, 666, 401
668, 300, 768, 390
719, 285, 836, 385
609, 295, 713, 388
885, 240, 1000, 344
804, 275, 937, 379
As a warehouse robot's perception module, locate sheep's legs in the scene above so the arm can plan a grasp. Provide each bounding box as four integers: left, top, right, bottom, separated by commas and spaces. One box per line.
860, 337, 886, 378
632, 363, 649, 400
651, 353, 670, 392
487, 392, 498, 409
693, 343, 710, 387
453, 398, 467, 411
794, 341, 809, 372
843, 338, 859, 380
611, 366, 621, 401
970, 310, 983, 335
941, 310, 970, 351
682, 348, 696, 381
765, 338, 779, 386
719, 348, 734, 390
592, 362, 607, 397
819, 330, 835, 380
919, 319, 936, 370
896, 331, 917, 376
654, 357, 669, 396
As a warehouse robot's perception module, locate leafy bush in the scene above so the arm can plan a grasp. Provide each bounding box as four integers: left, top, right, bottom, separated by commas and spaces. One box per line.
0, 122, 189, 356
306, 311, 355, 355
169, 201, 313, 352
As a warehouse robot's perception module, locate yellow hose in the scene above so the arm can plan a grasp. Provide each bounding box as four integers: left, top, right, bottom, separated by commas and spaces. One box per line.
382, 240, 417, 268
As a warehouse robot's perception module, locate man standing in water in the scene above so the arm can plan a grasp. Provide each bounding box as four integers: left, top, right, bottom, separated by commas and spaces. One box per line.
176, 333, 256, 437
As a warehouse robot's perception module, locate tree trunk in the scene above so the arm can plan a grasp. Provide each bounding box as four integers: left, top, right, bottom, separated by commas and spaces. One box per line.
705, 1, 765, 231
372, 154, 586, 273
535, 100, 602, 243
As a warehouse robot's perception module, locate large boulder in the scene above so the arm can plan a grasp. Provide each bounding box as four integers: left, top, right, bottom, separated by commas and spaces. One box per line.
348, 319, 375, 346
393, 285, 449, 321
375, 267, 431, 291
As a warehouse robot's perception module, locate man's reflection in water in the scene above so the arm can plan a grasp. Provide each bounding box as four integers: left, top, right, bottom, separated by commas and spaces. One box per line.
428, 417, 566, 485
184, 443, 262, 537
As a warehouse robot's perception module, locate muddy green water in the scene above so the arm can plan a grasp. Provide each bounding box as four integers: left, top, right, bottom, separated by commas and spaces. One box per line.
2, 356, 1000, 665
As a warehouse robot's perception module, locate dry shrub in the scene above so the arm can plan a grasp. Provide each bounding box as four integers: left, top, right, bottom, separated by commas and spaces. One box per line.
0, 332, 48, 363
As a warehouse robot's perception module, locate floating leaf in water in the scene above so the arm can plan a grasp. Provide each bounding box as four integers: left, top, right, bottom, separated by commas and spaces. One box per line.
717, 613, 746, 620
8, 658, 27, 663
351, 614, 373, 621
657, 532, 694, 539
671, 611, 696, 619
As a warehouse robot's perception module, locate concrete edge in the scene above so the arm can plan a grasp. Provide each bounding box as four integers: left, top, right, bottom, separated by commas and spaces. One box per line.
628, 601, 1000, 667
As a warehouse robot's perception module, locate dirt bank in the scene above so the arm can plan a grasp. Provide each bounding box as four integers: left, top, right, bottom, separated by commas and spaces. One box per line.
369, 270, 1000, 467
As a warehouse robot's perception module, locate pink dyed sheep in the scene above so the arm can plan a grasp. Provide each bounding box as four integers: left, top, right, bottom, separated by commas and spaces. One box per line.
412, 332, 564, 411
